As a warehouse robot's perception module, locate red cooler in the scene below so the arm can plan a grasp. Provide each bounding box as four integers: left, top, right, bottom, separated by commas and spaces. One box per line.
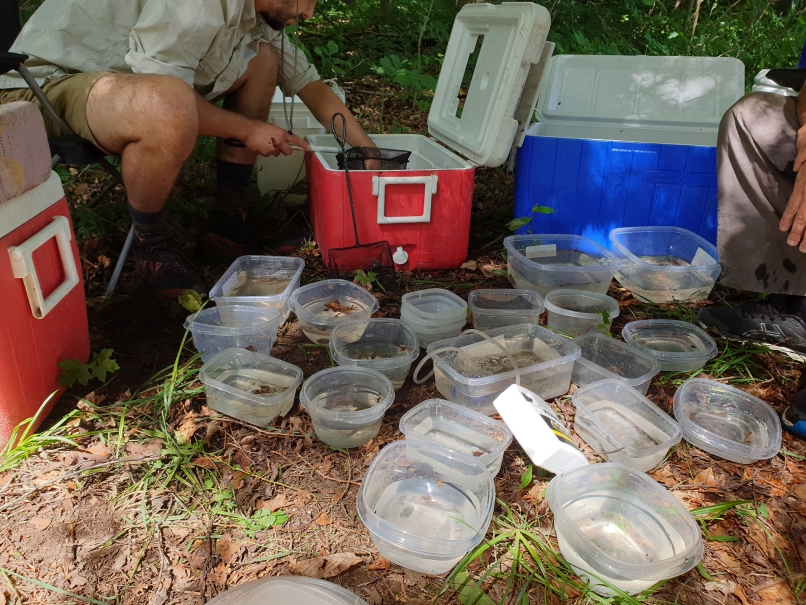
306, 2, 553, 272
0, 101, 89, 447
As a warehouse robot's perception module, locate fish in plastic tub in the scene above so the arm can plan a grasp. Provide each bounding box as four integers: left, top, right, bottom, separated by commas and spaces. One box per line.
546, 463, 703, 596
543, 289, 619, 337
622, 319, 718, 372
300, 367, 394, 448
290, 279, 379, 344
674, 378, 781, 463
204, 575, 368, 605
184, 305, 283, 362
356, 441, 495, 575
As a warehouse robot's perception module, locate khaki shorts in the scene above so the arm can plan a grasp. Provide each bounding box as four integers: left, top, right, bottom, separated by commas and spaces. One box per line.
0, 72, 108, 147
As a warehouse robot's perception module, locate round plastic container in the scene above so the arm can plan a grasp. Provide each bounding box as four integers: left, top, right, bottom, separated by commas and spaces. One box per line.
504, 234, 620, 297
544, 289, 619, 337
400, 289, 468, 347
184, 306, 283, 362
199, 348, 303, 427
609, 227, 722, 304
299, 367, 394, 448
622, 320, 718, 372
673, 378, 782, 463
547, 463, 703, 596
329, 319, 419, 390
356, 441, 495, 575
290, 280, 379, 344
399, 399, 513, 476
204, 575, 368, 605
426, 323, 581, 415
208, 255, 305, 320
467, 289, 544, 331
572, 333, 660, 394
572, 379, 682, 472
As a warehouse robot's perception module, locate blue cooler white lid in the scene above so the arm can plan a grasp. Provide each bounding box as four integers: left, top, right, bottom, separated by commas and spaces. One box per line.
533, 55, 745, 146
428, 2, 552, 167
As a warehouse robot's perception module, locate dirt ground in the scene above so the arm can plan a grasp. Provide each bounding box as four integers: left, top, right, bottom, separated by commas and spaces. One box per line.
3, 96, 806, 604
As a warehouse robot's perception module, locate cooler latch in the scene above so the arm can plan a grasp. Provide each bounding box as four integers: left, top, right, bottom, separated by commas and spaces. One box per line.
8, 215, 80, 320
372, 175, 438, 224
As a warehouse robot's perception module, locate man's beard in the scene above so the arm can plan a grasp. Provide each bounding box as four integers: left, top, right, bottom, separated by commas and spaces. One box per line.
260, 11, 289, 31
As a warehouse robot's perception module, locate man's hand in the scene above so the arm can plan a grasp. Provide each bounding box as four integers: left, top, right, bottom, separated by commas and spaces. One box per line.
780, 125, 806, 251
243, 122, 309, 156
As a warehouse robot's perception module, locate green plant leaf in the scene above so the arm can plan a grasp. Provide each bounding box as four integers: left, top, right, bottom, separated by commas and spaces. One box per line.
532, 205, 555, 214
178, 290, 204, 313
453, 569, 496, 605
90, 349, 119, 382
506, 217, 532, 232
519, 465, 533, 490
57, 358, 93, 387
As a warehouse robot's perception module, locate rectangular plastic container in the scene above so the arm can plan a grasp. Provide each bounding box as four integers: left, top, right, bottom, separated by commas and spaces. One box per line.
399, 399, 513, 476
504, 234, 620, 296
209, 255, 305, 320
572, 333, 660, 394
609, 226, 722, 303
572, 379, 682, 472
514, 55, 744, 248
426, 323, 581, 415
543, 289, 619, 337
183, 306, 283, 362
199, 348, 303, 427
467, 289, 544, 331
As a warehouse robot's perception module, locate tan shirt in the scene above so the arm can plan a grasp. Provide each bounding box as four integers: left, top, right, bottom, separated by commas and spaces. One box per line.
0, 0, 319, 100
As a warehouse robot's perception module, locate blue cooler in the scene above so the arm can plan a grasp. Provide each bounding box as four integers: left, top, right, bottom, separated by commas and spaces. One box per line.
513, 55, 744, 247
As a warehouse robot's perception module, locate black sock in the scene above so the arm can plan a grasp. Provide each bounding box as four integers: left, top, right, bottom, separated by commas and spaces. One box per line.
216, 160, 253, 211
129, 206, 171, 246
128, 206, 164, 225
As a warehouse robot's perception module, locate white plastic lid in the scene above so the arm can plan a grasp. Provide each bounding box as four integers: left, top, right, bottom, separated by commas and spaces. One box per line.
428, 2, 551, 167
205, 576, 369, 605
534, 55, 745, 146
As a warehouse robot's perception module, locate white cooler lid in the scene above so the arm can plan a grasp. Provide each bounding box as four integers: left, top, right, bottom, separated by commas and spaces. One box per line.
533, 54, 745, 146
428, 2, 552, 167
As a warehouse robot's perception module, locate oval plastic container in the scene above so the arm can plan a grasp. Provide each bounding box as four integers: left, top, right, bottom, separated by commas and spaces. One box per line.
673, 378, 782, 463
400, 289, 468, 347
426, 323, 581, 415
290, 280, 379, 344
572, 333, 660, 394
622, 320, 718, 372
199, 348, 303, 427
467, 289, 544, 331
209, 255, 305, 320
329, 319, 419, 390
572, 379, 682, 472
356, 440, 495, 575
504, 234, 620, 296
609, 227, 722, 304
546, 463, 703, 596
204, 575, 369, 605
184, 306, 283, 362
544, 289, 619, 337
299, 367, 394, 448
399, 399, 513, 476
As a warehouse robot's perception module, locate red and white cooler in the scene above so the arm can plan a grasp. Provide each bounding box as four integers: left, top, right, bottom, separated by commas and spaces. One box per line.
306, 2, 553, 272
0, 101, 89, 447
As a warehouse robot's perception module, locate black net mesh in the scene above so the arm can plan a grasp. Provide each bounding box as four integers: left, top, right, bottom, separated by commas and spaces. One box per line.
336, 146, 412, 170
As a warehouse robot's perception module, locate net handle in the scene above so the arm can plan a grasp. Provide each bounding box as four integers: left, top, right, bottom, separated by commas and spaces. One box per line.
331, 113, 361, 247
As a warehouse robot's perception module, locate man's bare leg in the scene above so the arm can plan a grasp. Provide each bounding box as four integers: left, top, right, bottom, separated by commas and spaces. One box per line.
85, 73, 204, 294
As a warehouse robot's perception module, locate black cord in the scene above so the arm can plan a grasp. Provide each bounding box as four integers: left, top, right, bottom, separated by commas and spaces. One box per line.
332, 113, 360, 246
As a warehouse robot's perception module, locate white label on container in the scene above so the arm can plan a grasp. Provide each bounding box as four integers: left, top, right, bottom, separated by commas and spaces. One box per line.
525, 244, 556, 259
691, 247, 716, 267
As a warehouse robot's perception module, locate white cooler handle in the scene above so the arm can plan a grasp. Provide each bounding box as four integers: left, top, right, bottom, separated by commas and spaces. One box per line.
372, 175, 438, 224
8, 215, 79, 320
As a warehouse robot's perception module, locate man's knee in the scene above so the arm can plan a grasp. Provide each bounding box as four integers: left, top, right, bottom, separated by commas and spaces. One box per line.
719, 92, 792, 146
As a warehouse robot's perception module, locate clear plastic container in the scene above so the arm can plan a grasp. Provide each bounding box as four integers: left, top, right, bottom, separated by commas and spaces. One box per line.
467, 289, 544, 331
209, 256, 305, 320
622, 320, 718, 372
329, 319, 419, 390
673, 378, 782, 463
504, 234, 620, 296
184, 306, 283, 362
356, 440, 495, 575
400, 309, 466, 348
547, 463, 703, 596
426, 323, 581, 415
544, 289, 619, 337
609, 227, 722, 304
572, 380, 682, 472
400, 289, 468, 347
290, 280, 379, 344
204, 575, 369, 605
399, 399, 513, 476
299, 367, 394, 448
199, 348, 303, 427
572, 333, 660, 394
